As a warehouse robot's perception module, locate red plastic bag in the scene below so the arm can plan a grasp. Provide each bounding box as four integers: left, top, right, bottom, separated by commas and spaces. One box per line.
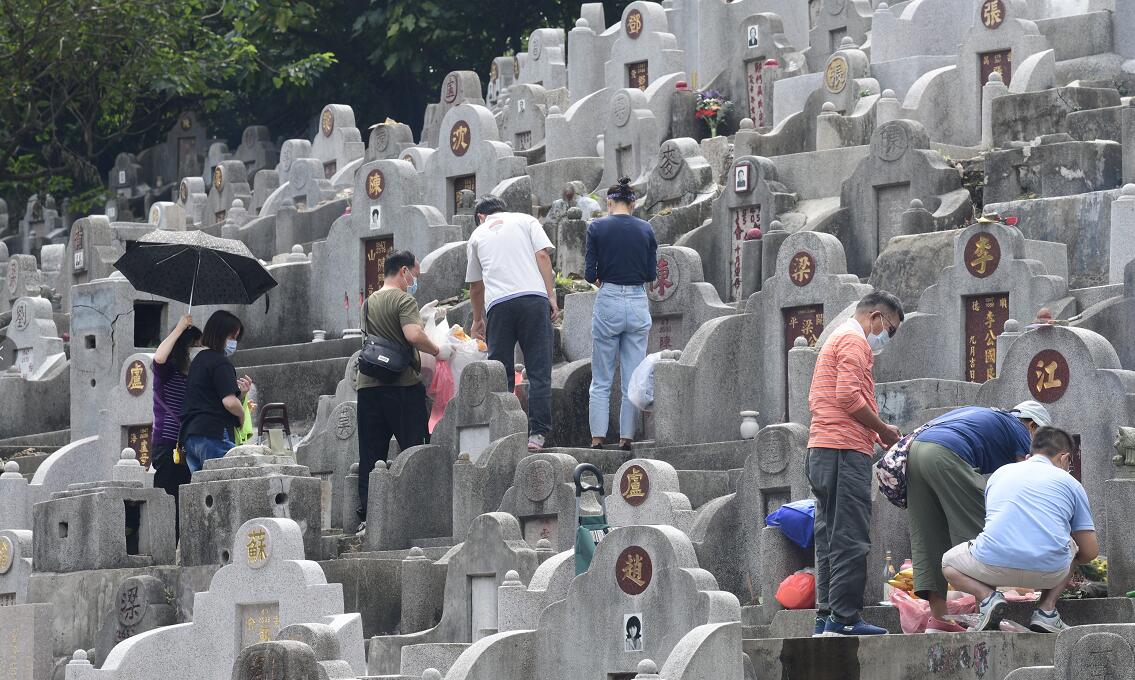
775, 570, 817, 610
427, 359, 456, 433
890, 589, 976, 634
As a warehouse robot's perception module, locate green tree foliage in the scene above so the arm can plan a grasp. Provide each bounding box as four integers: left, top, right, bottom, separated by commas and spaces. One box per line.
0, 0, 632, 213
0, 0, 334, 210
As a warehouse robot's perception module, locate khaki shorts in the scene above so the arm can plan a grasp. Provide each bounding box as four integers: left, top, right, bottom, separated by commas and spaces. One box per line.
941, 541, 1072, 591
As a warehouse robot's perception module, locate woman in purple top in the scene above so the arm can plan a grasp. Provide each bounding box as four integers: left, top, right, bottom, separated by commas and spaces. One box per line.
151, 314, 201, 535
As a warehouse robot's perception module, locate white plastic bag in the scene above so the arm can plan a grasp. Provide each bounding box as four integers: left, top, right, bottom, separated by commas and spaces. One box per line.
628, 352, 663, 411
418, 300, 450, 385
447, 325, 488, 389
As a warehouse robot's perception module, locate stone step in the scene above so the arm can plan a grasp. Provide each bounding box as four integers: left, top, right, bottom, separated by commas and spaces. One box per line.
407, 536, 457, 549
401, 642, 471, 676
744, 631, 1053, 679
753, 598, 1135, 640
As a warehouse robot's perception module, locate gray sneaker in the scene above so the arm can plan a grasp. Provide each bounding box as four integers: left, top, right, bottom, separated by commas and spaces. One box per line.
1029, 608, 1069, 633
354, 521, 367, 537
976, 591, 1008, 631
527, 434, 546, 451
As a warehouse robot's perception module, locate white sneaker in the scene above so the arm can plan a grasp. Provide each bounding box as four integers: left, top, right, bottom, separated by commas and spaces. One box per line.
1029, 608, 1068, 633
976, 591, 1008, 631
527, 434, 545, 451
354, 521, 367, 537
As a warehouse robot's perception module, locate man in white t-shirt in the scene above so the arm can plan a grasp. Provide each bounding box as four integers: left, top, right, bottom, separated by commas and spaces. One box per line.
466, 195, 557, 450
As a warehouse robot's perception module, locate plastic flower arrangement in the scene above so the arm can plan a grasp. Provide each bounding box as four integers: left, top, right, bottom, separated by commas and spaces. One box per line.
695, 89, 733, 137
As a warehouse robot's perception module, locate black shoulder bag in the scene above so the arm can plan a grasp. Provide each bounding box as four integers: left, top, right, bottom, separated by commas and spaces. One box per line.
358, 294, 413, 383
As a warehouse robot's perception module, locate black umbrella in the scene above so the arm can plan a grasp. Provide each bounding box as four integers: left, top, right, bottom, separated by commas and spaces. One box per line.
113, 230, 277, 312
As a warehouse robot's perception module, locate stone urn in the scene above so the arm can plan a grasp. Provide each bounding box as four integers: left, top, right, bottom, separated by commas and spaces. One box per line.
312, 330, 326, 342
740, 411, 760, 440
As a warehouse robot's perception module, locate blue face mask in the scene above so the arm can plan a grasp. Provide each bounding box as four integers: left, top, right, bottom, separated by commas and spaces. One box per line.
224, 339, 238, 356
407, 276, 419, 296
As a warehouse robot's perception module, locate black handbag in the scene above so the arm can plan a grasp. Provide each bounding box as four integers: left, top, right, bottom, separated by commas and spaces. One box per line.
358, 296, 413, 382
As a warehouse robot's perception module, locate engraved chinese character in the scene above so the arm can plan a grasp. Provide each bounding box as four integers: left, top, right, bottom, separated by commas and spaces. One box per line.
801, 319, 814, 337
367, 172, 382, 197
652, 258, 673, 298
126, 364, 145, 392
982, 1, 1002, 26
969, 235, 994, 274
984, 311, 995, 330
450, 123, 470, 154
787, 316, 798, 328
984, 348, 996, 364
1034, 360, 1063, 393
790, 254, 812, 284
626, 12, 642, 35
246, 528, 268, 564
620, 553, 646, 588
623, 467, 646, 500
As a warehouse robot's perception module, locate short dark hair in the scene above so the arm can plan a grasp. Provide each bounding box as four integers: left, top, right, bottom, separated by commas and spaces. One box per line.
171, 326, 203, 373
474, 195, 507, 217
857, 290, 905, 324
201, 310, 243, 353
606, 177, 636, 205
1031, 426, 1075, 458
383, 250, 417, 277
626, 616, 640, 636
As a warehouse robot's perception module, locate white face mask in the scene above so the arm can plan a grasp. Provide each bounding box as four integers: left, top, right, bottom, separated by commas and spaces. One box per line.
865, 314, 891, 354
224, 339, 238, 357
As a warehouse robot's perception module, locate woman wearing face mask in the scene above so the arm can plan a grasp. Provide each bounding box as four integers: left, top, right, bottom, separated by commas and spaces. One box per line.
179, 310, 251, 473
150, 314, 202, 535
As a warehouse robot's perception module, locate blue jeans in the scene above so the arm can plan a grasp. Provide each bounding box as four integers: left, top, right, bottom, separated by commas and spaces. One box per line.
183, 434, 234, 473
589, 284, 651, 439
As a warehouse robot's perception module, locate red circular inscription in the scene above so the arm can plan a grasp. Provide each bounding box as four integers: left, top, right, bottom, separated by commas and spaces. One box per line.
788, 251, 815, 287
964, 231, 1001, 278
1027, 349, 1069, 403
625, 9, 644, 39
619, 465, 650, 507
615, 546, 653, 595
449, 121, 471, 157
366, 169, 385, 200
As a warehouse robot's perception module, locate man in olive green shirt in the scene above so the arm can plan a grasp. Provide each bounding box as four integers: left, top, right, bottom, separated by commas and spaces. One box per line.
355, 250, 449, 534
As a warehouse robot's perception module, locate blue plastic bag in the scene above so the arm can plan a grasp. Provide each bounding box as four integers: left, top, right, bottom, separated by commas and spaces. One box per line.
765, 499, 815, 549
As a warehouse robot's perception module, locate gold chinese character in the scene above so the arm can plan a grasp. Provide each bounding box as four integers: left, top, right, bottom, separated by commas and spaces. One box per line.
1034, 360, 1063, 393
983, 55, 990, 65
450, 124, 470, 153
986, 367, 996, 380
984, 310, 995, 330
623, 467, 646, 499
999, 297, 1008, 309
788, 316, 798, 328
984, 348, 996, 364
971, 300, 981, 312
969, 235, 994, 274
126, 364, 145, 392
801, 319, 815, 337
627, 12, 642, 35
968, 370, 976, 380
259, 628, 271, 642
246, 528, 268, 563
367, 173, 382, 197
815, 313, 824, 325
790, 255, 812, 283
985, 330, 997, 344
0, 541, 8, 568
982, 1, 1002, 27
620, 553, 645, 587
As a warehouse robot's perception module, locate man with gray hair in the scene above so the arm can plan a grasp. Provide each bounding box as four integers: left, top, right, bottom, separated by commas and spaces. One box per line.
808, 290, 905, 636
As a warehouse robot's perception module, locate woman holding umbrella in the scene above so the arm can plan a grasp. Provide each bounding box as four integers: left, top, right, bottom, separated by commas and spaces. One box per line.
180, 311, 252, 472
150, 314, 202, 531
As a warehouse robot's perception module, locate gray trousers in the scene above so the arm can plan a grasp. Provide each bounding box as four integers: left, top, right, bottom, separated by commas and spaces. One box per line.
807, 447, 873, 624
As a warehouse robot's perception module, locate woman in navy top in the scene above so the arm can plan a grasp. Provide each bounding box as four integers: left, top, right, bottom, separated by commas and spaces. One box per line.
584, 177, 657, 450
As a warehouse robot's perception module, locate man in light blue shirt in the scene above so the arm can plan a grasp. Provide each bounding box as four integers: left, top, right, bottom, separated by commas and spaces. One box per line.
942, 426, 1098, 633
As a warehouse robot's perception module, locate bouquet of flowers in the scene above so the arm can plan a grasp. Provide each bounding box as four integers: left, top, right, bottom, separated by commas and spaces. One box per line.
695, 89, 733, 137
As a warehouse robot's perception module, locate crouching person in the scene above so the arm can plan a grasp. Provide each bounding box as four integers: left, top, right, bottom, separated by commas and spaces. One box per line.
942, 426, 1098, 633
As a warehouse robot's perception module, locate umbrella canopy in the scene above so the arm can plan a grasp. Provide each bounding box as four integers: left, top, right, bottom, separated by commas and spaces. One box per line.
113, 230, 277, 307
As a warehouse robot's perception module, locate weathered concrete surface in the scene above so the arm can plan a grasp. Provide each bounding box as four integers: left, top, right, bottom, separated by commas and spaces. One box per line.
744, 631, 1054, 679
